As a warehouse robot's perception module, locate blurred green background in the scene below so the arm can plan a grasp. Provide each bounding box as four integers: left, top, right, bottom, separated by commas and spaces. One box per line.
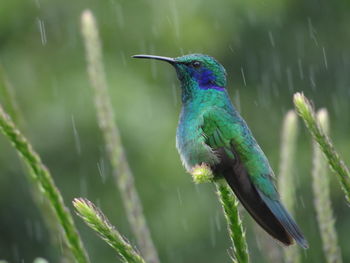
0, 0, 350, 262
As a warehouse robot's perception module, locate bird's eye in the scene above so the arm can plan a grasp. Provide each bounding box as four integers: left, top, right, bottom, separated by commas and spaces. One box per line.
191, 61, 201, 68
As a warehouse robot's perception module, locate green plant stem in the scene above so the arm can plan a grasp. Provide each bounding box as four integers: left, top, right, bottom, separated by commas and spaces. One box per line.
0, 65, 72, 262
312, 109, 342, 263
80, 10, 159, 263
216, 180, 249, 263
278, 110, 300, 263
74, 198, 146, 263
0, 104, 90, 263
189, 164, 249, 262
293, 92, 350, 203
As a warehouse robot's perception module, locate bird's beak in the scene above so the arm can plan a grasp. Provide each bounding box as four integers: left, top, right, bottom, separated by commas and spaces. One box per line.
132, 54, 175, 65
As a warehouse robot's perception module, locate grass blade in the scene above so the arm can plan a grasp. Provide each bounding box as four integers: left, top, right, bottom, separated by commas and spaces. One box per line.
191, 154, 249, 262
0, 105, 90, 263
278, 110, 301, 263
216, 180, 249, 263
80, 10, 159, 263
312, 109, 342, 263
0, 63, 73, 262
73, 198, 146, 263
293, 92, 350, 203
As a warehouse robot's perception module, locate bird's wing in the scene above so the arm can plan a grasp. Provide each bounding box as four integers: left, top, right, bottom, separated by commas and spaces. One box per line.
201, 107, 276, 198
201, 107, 308, 248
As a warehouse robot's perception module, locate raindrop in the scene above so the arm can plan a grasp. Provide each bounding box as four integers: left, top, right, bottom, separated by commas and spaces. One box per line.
322, 47, 328, 69
228, 44, 234, 53
120, 51, 127, 66
234, 89, 241, 112
97, 158, 107, 183
286, 67, 294, 91
58, 235, 64, 253
240, 67, 247, 87
215, 211, 221, 231
176, 187, 182, 206
194, 183, 201, 195
298, 58, 304, 80
34, 220, 43, 241
268, 30, 275, 48
309, 66, 316, 90
209, 217, 216, 246
36, 18, 47, 46
308, 17, 318, 46
71, 116, 81, 155
299, 196, 305, 208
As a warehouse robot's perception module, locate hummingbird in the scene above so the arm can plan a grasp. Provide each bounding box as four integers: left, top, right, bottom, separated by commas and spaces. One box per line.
133, 53, 308, 248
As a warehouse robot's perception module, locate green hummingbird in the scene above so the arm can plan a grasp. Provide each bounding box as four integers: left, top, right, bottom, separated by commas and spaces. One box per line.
133, 53, 308, 248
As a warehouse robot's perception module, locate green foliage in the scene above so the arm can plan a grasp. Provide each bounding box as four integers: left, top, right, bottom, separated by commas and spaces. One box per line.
278, 110, 301, 263
312, 109, 342, 263
0, 105, 90, 263
216, 181, 249, 263
0, 63, 73, 262
73, 198, 146, 263
294, 93, 350, 203
1, 0, 350, 262
190, 164, 249, 262
80, 10, 159, 263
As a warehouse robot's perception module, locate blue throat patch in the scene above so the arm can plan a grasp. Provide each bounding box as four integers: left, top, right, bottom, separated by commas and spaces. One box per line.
195, 68, 225, 91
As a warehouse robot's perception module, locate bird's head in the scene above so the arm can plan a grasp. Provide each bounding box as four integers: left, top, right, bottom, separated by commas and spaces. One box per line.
133, 53, 227, 90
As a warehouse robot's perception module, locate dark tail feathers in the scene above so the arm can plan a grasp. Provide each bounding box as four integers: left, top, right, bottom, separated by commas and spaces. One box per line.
258, 190, 308, 248
214, 148, 308, 248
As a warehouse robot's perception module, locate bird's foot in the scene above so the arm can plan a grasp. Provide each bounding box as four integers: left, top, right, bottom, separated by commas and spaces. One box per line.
191, 163, 214, 184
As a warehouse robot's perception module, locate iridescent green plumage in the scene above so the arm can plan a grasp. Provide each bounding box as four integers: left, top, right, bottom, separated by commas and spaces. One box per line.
133, 53, 308, 248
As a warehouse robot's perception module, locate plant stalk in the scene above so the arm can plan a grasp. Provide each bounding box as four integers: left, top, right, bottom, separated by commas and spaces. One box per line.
278, 110, 300, 263
0, 105, 90, 263
80, 10, 159, 263
293, 92, 350, 203
216, 180, 249, 263
312, 109, 342, 263
74, 198, 146, 263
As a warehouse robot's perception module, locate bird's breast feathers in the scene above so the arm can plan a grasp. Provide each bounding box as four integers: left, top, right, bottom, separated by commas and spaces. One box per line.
176, 110, 219, 172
